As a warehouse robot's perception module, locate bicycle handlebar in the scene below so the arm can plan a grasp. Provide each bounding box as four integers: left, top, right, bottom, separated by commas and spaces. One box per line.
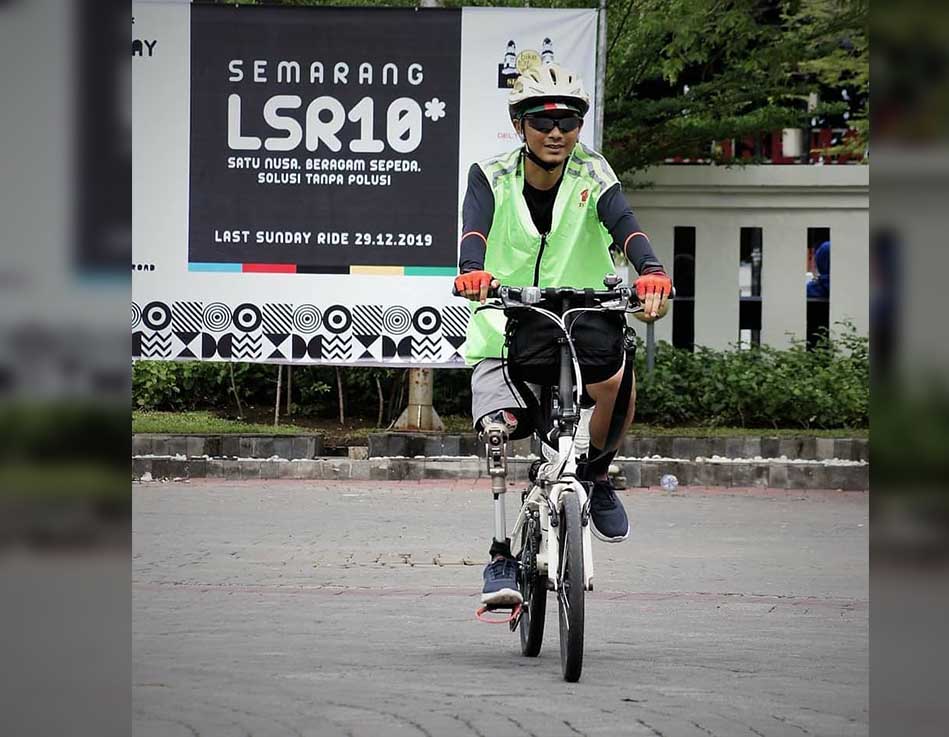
451, 282, 675, 306
495, 284, 635, 304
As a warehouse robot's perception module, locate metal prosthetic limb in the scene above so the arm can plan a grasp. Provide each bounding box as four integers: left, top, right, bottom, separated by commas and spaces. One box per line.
475, 419, 523, 623
482, 421, 509, 545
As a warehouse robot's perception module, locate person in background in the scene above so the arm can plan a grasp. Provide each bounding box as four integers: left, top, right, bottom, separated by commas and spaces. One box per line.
807, 241, 831, 299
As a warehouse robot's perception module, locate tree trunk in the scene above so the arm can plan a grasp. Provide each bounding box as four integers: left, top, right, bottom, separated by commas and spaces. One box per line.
386, 372, 398, 424
385, 371, 406, 430
229, 363, 244, 420
375, 374, 384, 427
396, 371, 407, 418
274, 365, 282, 426
336, 367, 345, 425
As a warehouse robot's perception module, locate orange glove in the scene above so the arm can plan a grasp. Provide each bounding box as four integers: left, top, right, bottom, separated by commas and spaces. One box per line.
454, 270, 497, 303
634, 272, 672, 319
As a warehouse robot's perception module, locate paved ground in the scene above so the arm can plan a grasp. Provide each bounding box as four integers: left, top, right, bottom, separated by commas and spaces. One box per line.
133, 481, 868, 737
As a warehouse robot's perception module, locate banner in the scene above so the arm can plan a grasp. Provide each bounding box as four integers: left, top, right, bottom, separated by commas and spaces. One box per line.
133, 2, 599, 366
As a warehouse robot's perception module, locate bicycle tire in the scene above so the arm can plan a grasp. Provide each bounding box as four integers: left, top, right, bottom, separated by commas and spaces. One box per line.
518, 512, 547, 657
558, 489, 585, 682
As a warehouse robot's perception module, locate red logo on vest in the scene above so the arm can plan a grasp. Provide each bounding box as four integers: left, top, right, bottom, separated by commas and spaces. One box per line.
579, 189, 589, 207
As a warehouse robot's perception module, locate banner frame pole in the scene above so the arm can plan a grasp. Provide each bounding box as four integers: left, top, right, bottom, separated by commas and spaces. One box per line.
595, 0, 607, 151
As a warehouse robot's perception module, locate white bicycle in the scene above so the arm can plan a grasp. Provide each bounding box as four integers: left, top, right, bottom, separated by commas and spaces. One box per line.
468, 275, 656, 682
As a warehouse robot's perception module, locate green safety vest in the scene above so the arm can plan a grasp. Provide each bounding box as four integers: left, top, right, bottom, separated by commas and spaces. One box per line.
464, 142, 620, 364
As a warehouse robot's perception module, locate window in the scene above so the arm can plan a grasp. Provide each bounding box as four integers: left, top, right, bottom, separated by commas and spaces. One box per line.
672, 227, 695, 351
739, 227, 763, 348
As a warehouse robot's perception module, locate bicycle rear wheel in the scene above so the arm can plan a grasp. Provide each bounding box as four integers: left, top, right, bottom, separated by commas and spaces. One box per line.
558, 490, 585, 682
518, 511, 547, 657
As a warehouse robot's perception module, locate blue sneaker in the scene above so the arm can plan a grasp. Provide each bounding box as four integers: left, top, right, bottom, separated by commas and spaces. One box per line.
589, 479, 630, 542
481, 557, 523, 607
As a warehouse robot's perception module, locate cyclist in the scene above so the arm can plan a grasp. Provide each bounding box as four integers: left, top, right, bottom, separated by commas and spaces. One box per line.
453, 64, 673, 608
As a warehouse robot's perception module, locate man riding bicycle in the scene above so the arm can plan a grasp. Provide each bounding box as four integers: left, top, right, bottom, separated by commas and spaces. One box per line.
453, 64, 673, 608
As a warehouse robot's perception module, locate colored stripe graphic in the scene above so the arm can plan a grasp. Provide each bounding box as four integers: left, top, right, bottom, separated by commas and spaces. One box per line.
405, 266, 457, 276
189, 263, 242, 273
350, 266, 404, 276
187, 263, 455, 275
297, 265, 349, 274
243, 263, 297, 273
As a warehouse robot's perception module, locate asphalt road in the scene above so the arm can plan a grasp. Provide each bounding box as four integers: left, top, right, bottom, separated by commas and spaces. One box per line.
133, 481, 868, 737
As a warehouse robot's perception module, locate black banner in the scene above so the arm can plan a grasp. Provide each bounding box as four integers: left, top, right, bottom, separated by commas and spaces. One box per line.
188, 6, 461, 270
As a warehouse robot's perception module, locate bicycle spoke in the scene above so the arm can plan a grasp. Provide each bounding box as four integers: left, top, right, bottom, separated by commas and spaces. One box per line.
559, 586, 570, 627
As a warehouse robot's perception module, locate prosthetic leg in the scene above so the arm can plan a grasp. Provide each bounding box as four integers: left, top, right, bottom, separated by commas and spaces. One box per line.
484, 420, 509, 552
476, 415, 522, 624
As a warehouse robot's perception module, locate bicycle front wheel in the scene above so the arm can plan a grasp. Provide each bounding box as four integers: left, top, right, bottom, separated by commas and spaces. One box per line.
557, 489, 585, 682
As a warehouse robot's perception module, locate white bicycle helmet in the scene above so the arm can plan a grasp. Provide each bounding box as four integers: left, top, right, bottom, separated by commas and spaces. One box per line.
508, 63, 591, 119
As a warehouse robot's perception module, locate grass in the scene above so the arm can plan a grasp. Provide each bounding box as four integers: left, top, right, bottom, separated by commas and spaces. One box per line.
133, 410, 866, 439
133, 410, 320, 436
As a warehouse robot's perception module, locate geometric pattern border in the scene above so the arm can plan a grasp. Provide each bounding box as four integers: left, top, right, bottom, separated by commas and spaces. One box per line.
131, 300, 470, 366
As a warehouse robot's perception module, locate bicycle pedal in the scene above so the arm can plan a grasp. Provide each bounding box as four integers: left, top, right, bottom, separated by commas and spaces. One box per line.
475, 603, 522, 625
509, 605, 523, 632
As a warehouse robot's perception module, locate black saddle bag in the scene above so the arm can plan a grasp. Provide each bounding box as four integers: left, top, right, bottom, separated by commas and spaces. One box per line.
504, 308, 625, 387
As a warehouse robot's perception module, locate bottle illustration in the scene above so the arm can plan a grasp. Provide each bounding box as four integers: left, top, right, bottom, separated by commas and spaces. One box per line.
502, 40, 517, 74
498, 39, 520, 89
541, 37, 555, 65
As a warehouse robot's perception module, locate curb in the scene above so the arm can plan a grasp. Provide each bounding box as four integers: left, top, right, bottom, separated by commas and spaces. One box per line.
133, 433, 869, 463
132, 455, 868, 490
133, 434, 324, 460
366, 433, 869, 463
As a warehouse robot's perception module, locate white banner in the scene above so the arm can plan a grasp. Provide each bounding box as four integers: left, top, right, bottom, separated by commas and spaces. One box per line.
132, 2, 599, 366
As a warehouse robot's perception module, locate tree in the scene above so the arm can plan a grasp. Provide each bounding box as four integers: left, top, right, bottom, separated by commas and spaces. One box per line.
602, 0, 868, 171
224, 0, 866, 172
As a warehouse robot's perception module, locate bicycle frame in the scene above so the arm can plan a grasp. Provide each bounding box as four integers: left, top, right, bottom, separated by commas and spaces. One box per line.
506, 291, 608, 594
510, 436, 595, 592
476, 279, 648, 601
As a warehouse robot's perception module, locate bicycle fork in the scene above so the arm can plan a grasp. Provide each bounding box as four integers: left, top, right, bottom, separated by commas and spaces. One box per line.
545, 480, 596, 593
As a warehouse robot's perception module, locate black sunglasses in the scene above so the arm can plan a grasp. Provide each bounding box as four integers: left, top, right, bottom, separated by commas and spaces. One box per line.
524, 115, 582, 133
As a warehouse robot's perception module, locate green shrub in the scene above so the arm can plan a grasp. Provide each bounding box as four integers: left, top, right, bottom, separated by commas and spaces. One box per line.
132, 326, 868, 429
132, 361, 279, 412
634, 326, 869, 429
